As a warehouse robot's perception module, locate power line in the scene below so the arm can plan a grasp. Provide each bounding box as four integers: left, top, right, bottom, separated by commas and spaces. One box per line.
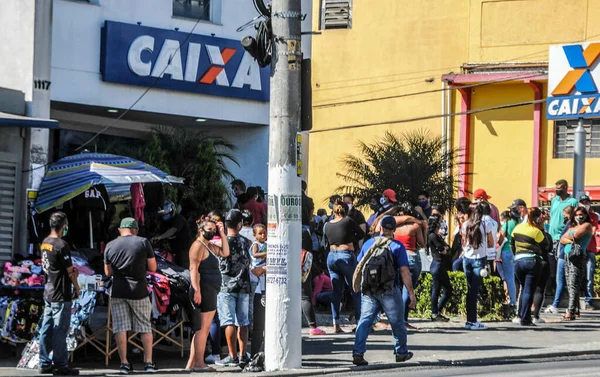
313, 71, 546, 108
310, 98, 547, 134
74, 10, 207, 153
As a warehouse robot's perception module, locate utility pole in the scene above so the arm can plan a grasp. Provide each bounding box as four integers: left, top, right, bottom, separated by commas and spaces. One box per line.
573, 118, 586, 199
265, 0, 303, 372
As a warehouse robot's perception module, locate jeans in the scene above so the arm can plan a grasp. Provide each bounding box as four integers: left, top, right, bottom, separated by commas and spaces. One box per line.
316, 291, 333, 306
39, 301, 72, 369
301, 272, 317, 328
514, 257, 542, 324
327, 250, 361, 325
353, 287, 409, 356
463, 257, 486, 323
402, 252, 421, 321
497, 249, 517, 305
552, 258, 566, 308
452, 257, 464, 272
533, 260, 550, 319
585, 252, 596, 304
430, 260, 452, 316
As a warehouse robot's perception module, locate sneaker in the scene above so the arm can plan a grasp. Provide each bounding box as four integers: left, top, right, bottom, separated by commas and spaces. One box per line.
512, 317, 521, 324
310, 327, 327, 336
544, 305, 558, 314
39, 366, 53, 374
216, 355, 239, 367
144, 362, 157, 373
521, 321, 536, 326
119, 364, 132, 375
205, 354, 221, 364
431, 314, 450, 322
466, 321, 488, 330
352, 354, 368, 366
53, 368, 79, 376
395, 352, 414, 362
532, 317, 546, 324
238, 356, 251, 370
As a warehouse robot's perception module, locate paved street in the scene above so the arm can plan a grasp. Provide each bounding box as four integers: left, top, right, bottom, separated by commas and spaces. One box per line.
2, 311, 600, 376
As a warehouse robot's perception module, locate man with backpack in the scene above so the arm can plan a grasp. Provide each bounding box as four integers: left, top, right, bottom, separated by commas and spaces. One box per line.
351, 215, 415, 366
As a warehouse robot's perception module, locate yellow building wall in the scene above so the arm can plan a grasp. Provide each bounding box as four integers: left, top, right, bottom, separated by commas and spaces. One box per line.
309, 0, 600, 208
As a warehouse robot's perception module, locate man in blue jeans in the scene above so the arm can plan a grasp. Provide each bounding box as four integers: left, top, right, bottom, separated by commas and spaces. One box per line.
39, 212, 80, 376
352, 216, 415, 366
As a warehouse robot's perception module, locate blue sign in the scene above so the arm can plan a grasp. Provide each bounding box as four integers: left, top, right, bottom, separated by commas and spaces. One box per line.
100, 21, 269, 101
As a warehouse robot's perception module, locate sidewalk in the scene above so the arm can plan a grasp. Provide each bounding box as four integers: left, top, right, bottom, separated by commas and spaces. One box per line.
2, 311, 600, 376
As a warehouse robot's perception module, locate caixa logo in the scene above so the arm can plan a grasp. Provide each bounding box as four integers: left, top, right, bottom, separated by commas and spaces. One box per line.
101, 21, 269, 102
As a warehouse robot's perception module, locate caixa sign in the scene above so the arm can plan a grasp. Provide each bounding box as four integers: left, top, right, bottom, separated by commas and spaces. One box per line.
100, 21, 269, 101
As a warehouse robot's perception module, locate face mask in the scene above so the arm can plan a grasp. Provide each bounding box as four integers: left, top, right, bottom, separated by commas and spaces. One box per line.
347, 204, 353, 211
202, 230, 215, 241
418, 199, 429, 209
575, 216, 585, 224
379, 197, 387, 206
510, 209, 520, 219
556, 189, 565, 197
369, 203, 379, 211
584, 204, 591, 211
328, 202, 334, 210
563, 216, 569, 224
62, 225, 69, 237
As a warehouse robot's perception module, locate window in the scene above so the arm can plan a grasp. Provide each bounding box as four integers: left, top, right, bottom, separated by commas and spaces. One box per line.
173, 0, 211, 21
320, 0, 352, 30
554, 119, 600, 158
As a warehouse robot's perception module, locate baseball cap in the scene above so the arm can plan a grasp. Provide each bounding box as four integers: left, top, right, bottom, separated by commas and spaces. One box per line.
509, 199, 527, 209
474, 188, 491, 200
119, 217, 139, 229
382, 189, 398, 203
579, 194, 591, 203
380, 215, 397, 230
225, 209, 243, 226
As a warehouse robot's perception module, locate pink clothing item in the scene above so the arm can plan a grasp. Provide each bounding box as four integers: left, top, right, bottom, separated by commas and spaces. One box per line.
130, 183, 146, 225
312, 273, 333, 305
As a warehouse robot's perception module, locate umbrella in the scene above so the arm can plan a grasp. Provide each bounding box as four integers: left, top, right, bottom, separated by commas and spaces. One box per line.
34, 152, 184, 247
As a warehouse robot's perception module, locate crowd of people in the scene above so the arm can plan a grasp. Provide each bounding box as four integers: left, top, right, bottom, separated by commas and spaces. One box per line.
35, 177, 598, 374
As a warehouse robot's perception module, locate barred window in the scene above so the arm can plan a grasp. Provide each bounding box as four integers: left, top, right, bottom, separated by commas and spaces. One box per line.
320, 0, 352, 30
173, 0, 211, 21
554, 119, 600, 158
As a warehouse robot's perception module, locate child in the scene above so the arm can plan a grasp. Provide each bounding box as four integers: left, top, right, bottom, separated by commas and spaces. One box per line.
251, 224, 268, 268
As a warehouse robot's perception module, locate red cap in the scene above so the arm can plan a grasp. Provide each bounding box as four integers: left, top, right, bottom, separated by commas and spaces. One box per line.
474, 188, 491, 200
382, 189, 398, 203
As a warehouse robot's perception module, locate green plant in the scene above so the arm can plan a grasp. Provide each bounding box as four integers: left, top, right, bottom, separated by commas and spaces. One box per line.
336, 129, 470, 209
414, 272, 505, 321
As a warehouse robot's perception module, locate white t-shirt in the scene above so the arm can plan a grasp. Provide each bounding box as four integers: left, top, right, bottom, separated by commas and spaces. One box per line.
461, 221, 492, 260
483, 215, 498, 260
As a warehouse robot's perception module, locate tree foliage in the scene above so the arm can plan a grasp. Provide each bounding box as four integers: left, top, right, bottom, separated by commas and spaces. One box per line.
336, 129, 469, 211
100, 126, 238, 215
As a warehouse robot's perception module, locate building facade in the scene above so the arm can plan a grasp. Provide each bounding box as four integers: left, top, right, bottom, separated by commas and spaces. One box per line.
307, 0, 600, 213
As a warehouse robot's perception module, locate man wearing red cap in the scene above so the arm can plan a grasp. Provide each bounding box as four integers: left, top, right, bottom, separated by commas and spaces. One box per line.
474, 189, 500, 230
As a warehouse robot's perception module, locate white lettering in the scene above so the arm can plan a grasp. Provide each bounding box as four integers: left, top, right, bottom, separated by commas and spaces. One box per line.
548, 99, 560, 116
232, 51, 262, 91
128, 35, 155, 77
558, 99, 571, 116
594, 98, 600, 113
184, 43, 202, 82
151, 39, 183, 80
205, 45, 230, 86
572, 98, 580, 114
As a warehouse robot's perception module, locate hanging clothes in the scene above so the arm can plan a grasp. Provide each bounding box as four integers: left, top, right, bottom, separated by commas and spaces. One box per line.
130, 183, 146, 225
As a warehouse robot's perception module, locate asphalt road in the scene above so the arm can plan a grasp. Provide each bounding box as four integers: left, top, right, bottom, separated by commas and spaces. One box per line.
336, 356, 600, 377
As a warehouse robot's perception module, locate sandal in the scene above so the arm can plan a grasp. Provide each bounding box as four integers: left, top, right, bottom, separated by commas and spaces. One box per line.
563, 313, 575, 321
192, 366, 216, 372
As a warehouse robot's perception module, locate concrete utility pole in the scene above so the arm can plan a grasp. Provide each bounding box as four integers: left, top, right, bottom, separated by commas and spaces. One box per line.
265, 0, 303, 372
573, 118, 586, 199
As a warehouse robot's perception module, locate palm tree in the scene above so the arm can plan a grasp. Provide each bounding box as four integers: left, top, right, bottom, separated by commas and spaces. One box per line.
336, 129, 469, 211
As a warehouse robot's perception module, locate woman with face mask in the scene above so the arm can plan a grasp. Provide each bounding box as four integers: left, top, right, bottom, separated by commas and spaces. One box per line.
186, 219, 229, 372
560, 207, 594, 321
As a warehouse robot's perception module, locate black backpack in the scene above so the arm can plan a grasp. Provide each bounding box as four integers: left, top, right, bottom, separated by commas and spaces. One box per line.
359, 237, 396, 296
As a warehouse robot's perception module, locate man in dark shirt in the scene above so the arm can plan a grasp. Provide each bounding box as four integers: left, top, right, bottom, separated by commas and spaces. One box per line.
153, 200, 191, 269
39, 212, 80, 376
104, 218, 158, 374
216, 210, 252, 368
344, 193, 367, 249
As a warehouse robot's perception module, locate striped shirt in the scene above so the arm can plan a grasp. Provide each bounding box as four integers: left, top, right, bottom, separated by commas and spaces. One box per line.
511, 222, 545, 258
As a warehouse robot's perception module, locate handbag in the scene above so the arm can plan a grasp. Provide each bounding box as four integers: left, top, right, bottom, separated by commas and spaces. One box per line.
570, 242, 583, 258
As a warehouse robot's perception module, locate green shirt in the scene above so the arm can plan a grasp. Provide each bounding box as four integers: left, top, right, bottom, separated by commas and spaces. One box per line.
501, 219, 517, 252
549, 196, 578, 241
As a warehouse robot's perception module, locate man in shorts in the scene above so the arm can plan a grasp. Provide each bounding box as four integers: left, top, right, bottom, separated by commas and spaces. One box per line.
216, 210, 252, 368
104, 218, 157, 374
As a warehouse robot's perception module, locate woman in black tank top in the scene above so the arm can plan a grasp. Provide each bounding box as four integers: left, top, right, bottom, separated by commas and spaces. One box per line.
185, 219, 229, 372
